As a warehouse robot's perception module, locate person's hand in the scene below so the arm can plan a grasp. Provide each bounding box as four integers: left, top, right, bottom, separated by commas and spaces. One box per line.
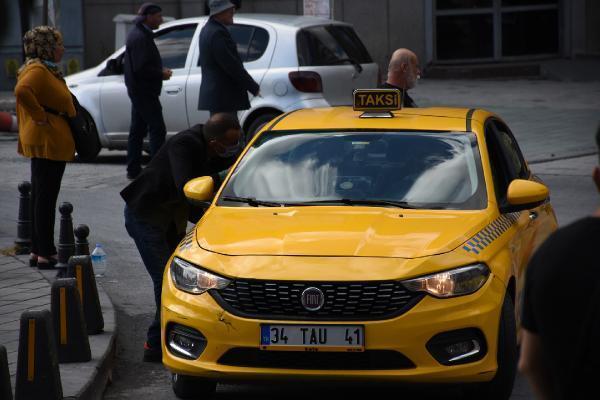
162, 68, 172, 80
255, 91, 262, 98
34, 119, 48, 126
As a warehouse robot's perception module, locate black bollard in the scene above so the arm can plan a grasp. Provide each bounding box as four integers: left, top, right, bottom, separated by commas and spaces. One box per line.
15, 310, 62, 400
55, 202, 75, 273
67, 255, 104, 334
14, 181, 31, 255
0, 345, 12, 400
74, 224, 90, 256
51, 278, 91, 363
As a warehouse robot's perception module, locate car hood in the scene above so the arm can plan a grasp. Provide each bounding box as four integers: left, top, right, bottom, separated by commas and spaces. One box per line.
196, 207, 489, 258
65, 67, 102, 86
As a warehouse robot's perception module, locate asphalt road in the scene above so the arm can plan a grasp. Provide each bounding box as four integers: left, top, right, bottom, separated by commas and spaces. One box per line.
0, 77, 598, 400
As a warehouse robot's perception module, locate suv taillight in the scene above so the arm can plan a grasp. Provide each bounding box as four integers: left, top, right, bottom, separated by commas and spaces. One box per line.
288, 71, 323, 93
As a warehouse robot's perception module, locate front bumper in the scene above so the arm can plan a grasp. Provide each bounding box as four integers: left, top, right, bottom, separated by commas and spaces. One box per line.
161, 272, 505, 383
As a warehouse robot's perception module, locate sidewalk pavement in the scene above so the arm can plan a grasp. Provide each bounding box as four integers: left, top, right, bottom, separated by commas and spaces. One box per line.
0, 238, 116, 399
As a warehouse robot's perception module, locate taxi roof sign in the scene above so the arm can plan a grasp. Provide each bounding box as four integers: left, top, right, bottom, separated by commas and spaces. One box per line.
353, 89, 401, 113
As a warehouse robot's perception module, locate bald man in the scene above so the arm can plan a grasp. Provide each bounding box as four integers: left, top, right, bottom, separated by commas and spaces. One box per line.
380, 48, 420, 108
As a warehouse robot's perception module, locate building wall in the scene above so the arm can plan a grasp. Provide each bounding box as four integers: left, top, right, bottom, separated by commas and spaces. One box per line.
80, 0, 598, 71
82, 0, 207, 68
81, 0, 425, 74
0, 0, 84, 91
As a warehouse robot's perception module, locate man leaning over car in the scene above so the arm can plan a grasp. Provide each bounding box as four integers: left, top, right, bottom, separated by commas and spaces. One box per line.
121, 113, 242, 362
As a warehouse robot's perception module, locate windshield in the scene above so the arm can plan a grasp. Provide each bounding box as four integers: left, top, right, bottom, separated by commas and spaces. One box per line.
219, 131, 487, 210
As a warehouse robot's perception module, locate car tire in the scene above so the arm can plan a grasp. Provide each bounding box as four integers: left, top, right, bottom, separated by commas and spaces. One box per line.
463, 294, 518, 400
75, 108, 102, 162
171, 373, 216, 399
245, 112, 280, 143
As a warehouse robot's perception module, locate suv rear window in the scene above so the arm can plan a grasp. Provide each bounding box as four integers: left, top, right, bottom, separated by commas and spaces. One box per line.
297, 25, 373, 66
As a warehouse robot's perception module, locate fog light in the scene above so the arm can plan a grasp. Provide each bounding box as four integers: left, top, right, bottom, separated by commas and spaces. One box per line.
445, 339, 481, 362
426, 328, 487, 365
166, 324, 207, 360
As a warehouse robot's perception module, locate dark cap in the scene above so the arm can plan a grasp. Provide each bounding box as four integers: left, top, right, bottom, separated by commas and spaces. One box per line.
137, 2, 162, 16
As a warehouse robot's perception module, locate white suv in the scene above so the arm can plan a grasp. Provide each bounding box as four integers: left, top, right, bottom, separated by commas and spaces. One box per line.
65, 14, 378, 156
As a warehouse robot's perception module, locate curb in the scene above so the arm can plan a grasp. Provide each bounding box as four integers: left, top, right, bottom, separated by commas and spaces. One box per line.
27, 258, 117, 400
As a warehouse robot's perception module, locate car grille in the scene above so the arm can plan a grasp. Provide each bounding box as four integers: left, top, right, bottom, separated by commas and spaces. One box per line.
218, 348, 415, 370
211, 279, 423, 321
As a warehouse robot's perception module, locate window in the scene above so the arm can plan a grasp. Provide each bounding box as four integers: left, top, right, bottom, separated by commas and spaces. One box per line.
434, 0, 559, 61
155, 24, 197, 69
492, 120, 528, 179
228, 25, 269, 63
436, 14, 494, 60
485, 119, 528, 207
297, 25, 372, 67
220, 131, 486, 210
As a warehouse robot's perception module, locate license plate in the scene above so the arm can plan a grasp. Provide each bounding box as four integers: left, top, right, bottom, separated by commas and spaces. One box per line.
260, 324, 365, 352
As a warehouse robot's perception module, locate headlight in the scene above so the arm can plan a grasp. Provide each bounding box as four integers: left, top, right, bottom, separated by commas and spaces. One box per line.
402, 264, 490, 298
170, 257, 231, 294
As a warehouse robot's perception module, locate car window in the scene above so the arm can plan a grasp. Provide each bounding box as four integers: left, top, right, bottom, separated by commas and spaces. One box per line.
327, 26, 372, 63
155, 24, 197, 69
220, 131, 487, 210
485, 119, 527, 206
228, 25, 254, 61
247, 27, 269, 62
297, 25, 373, 66
198, 24, 269, 65
492, 120, 529, 179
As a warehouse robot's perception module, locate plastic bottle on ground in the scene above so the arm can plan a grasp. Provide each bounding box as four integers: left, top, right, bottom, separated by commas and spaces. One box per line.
91, 243, 107, 277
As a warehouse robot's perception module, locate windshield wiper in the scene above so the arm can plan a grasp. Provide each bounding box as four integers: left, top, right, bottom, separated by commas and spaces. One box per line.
221, 196, 283, 207
298, 199, 420, 209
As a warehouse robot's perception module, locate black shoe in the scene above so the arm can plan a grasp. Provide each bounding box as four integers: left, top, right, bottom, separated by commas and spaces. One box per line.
143, 342, 162, 363
37, 258, 57, 270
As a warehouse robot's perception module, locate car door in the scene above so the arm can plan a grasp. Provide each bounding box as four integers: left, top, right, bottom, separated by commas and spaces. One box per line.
485, 118, 539, 322
156, 23, 198, 135
98, 23, 197, 142
186, 22, 274, 126
296, 25, 377, 106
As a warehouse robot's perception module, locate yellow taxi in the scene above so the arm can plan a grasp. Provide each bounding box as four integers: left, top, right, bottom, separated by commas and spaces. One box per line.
161, 90, 557, 399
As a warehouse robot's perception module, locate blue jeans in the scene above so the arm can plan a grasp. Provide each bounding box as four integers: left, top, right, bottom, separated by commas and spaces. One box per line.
124, 205, 182, 348
127, 93, 166, 175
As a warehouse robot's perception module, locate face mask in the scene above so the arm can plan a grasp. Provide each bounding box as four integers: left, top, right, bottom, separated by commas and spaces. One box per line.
216, 141, 241, 158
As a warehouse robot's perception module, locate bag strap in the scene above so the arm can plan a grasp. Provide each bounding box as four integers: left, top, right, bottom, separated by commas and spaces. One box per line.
42, 105, 68, 117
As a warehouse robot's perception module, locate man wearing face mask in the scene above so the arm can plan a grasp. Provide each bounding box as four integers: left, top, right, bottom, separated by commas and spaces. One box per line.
120, 113, 241, 362
380, 48, 420, 108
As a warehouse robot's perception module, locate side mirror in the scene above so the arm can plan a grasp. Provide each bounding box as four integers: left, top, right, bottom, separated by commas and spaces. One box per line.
506, 179, 549, 210
184, 176, 214, 207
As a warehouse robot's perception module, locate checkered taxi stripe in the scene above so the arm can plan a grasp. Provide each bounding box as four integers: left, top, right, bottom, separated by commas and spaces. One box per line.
178, 230, 194, 250
462, 212, 521, 254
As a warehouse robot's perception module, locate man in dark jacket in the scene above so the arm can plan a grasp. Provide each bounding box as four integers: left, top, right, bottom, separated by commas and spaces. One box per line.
124, 3, 172, 180
380, 48, 420, 108
121, 113, 241, 362
198, 0, 260, 120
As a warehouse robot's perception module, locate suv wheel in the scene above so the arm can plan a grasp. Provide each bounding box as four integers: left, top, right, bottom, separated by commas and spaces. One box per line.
245, 112, 280, 142
171, 373, 216, 399
463, 294, 517, 400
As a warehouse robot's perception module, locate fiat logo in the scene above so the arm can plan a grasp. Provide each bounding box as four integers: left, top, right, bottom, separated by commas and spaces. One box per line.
301, 287, 325, 311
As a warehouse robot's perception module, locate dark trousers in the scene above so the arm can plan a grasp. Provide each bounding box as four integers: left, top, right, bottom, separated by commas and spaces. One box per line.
127, 92, 167, 175
124, 205, 183, 348
30, 158, 66, 257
